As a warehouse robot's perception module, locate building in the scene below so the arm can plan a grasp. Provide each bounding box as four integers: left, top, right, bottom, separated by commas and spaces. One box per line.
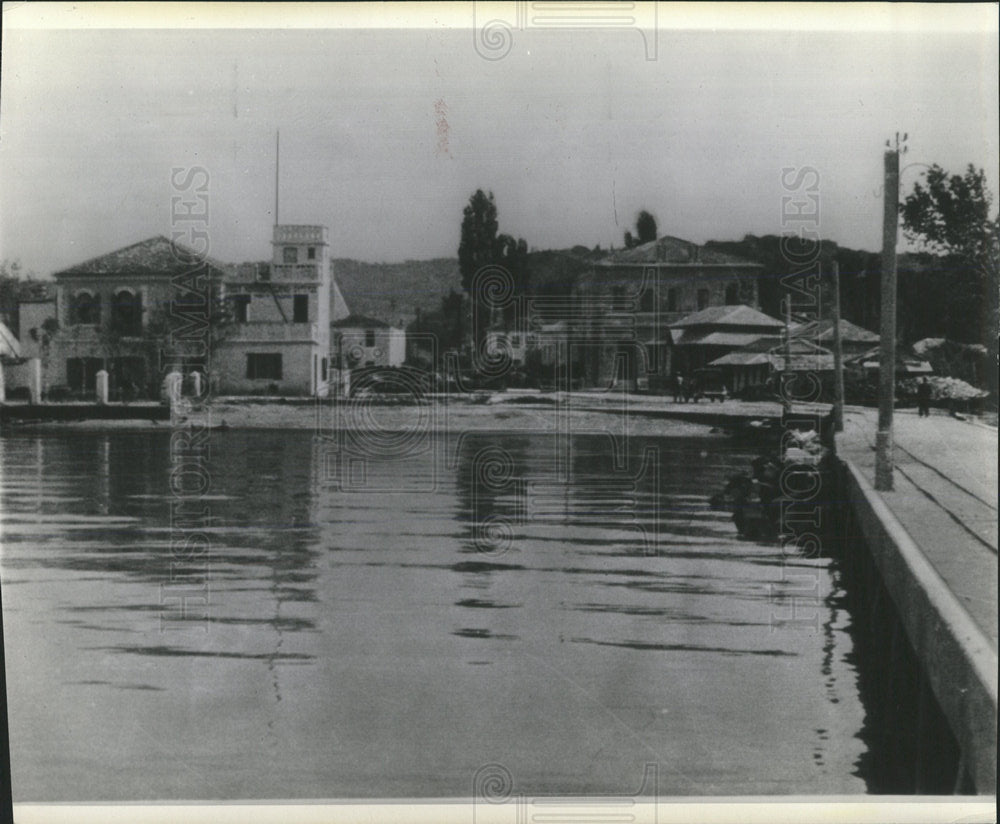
331, 314, 406, 369
669, 304, 785, 377
710, 335, 835, 397
47, 236, 230, 398
215, 225, 334, 396
789, 317, 879, 357
573, 236, 765, 389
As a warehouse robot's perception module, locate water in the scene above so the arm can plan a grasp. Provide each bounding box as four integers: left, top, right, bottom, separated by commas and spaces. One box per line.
0, 429, 869, 800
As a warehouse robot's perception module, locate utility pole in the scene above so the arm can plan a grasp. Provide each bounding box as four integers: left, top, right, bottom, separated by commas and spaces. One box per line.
275, 129, 280, 227
875, 135, 902, 490
831, 259, 845, 432
782, 296, 792, 416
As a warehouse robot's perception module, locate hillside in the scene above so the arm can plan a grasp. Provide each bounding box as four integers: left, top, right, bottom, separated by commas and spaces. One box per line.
332, 258, 460, 328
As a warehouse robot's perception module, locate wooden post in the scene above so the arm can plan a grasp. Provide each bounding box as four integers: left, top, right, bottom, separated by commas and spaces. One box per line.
831, 260, 845, 432
875, 145, 899, 491
782, 297, 792, 416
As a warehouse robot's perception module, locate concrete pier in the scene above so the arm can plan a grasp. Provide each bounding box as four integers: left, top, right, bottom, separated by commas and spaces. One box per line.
836, 406, 997, 792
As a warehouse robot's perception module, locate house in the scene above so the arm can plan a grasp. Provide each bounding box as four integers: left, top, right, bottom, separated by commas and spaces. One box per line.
573, 236, 766, 389
846, 347, 933, 377
789, 317, 879, 357
669, 304, 785, 377
215, 225, 334, 396
710, 335, 835, 397
331, 314, 406, 369
47, 236, 231, 398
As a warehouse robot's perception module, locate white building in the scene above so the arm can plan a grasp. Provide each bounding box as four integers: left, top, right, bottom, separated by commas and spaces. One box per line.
216, 225, 335, 396
331, 314, 406, 369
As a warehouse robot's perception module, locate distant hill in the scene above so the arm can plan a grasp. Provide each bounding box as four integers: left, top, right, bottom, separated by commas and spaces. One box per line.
332, 258, 460, 328
331, 250, 598, 327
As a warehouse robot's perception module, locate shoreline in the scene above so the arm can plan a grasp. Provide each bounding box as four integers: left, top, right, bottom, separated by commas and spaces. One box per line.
0, 396, 755, 438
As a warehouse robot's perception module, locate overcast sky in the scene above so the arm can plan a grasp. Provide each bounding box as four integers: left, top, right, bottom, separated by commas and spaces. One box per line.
1, 4, 997, 277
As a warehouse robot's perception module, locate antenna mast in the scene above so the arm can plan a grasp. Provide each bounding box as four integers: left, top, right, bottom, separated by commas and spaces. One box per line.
274, 130, 280, 227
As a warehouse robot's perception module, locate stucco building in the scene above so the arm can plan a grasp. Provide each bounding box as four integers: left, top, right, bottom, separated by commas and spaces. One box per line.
573, 236, 765, 389
331, 314, 406, 369
216, 225, 335, 396
47, 236, 230, 398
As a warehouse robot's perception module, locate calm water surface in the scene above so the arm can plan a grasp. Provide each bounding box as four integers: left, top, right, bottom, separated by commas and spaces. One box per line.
0, 429, 869, 800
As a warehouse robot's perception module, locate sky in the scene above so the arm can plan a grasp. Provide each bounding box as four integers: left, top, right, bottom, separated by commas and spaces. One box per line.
1, 3, 997, 277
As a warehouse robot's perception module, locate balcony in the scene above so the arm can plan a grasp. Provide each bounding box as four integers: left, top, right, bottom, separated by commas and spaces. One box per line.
225, 322, 319, 343
268, 263, 322, 282
273, 225, 328, 244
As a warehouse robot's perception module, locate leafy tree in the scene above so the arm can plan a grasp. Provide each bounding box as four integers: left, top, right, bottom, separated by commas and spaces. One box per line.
902, 163, 999, 398
457, 190, 531, 346
623, 230, 635, 249
495, 233, 529, 327
636, 210, 658, 244
458, 189, 499, 295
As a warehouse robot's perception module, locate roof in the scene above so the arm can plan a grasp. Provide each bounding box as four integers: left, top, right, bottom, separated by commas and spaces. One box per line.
790, 318, 879, 344
672, 330, 769, 348
670, 304, 784, 330
710, 337, 833, 369
709, 350, 771, 366
710, 349, 835, 372
596, 236, 761, 267
847, 347, 933, 373
53, 236, 232, 280
0, 321, 21, 359
331, 313, 394, 330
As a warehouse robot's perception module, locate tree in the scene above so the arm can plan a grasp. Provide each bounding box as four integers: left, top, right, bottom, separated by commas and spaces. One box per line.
495, 233, 529, 327
636, 210, 658, 244
458, 189, 499, 295
457, 190, 530, 346
902, 163, 1000, 398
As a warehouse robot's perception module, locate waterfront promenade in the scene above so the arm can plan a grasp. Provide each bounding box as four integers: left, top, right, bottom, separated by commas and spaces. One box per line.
837, 407, 998, 645
836, 406, 997, 792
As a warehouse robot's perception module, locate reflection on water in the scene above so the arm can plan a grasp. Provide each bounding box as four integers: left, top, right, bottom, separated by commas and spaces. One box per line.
1, 429, 869, 800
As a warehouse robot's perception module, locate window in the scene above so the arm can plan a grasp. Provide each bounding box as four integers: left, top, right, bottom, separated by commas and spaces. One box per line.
293, 294, 309, 323
667, 288, 679, 312
66, 357, 103, 394
70, 291, 101, 325
283, 246, 298, 264
697, 288, 710, 310
640, 288, 655, 312
246, 353, 282, 380
365, 329, 376, 347
321, 357, 328, 381
725, 283, 739, 305
256, 264, 271, 282
233, 294, 251, 323
307, 247, 316, 260
511, 334, 521, 346
111, 289, 142, 336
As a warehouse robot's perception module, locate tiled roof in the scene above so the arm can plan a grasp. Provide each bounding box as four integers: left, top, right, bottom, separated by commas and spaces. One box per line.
596, 236, 760, 267
54, 236, 232, 279
790, 318, 879, 344
331, 313, 393, 329
669, 304, 784, 329
672, 331, 769, 348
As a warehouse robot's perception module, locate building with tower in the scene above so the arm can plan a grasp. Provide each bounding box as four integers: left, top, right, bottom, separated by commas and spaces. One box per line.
215, 224, 334, 396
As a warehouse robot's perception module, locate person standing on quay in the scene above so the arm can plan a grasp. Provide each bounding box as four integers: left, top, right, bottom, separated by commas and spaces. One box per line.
917, 376, 932, 417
